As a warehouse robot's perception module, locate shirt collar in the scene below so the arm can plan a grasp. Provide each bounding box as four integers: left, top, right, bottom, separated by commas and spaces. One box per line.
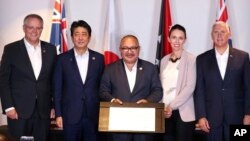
123, 60, 138, 71
74, 48, 89, 57
215, 45, 229, 58
24, 38, 41, 51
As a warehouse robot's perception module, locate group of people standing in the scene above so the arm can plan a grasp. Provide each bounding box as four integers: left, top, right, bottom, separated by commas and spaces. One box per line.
0, 13, 249, 141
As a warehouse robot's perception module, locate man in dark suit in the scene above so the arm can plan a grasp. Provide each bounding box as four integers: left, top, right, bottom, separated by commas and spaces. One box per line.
52, 20, 104, 141
0, 14, 57, 141
100, 34, 163, 141
194, 21, 250, 141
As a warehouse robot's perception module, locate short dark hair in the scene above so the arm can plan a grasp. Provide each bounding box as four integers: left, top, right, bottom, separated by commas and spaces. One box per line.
23, 14, 43, 26
70, 20, 92, 36
169, 24, 186, 38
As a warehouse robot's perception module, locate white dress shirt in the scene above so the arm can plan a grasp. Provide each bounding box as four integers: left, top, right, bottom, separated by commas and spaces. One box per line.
215, 46, 229, 80
24, 39, 42, 80
124, 61, 138, 93
74, 48, 89, 84
161, 60, 180, 106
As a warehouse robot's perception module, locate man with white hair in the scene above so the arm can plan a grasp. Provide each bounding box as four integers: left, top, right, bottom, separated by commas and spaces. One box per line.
195, 21, 250, 141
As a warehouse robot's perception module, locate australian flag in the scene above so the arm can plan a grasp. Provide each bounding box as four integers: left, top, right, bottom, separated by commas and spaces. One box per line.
50, 0, 68, 54
216, 0, 232, 47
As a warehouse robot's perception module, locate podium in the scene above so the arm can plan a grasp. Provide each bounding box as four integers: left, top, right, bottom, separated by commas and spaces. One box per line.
98, 102, 165, 133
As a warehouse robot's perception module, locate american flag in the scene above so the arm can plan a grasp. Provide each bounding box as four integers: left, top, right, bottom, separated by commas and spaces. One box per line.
155, 0, 172, 66
50, 0, 68, 54
216, 0, 232, 47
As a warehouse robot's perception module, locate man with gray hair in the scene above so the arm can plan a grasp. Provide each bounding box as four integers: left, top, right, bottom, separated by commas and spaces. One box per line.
0, 14, 57, 141
195, 21, 250, 141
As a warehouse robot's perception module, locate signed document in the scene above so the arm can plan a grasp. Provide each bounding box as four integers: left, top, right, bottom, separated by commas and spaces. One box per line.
108, 107, 155, 131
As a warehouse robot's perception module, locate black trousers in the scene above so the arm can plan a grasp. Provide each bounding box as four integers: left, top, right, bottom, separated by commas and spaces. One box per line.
163, 110, 195, 141
7, 103, 50, 141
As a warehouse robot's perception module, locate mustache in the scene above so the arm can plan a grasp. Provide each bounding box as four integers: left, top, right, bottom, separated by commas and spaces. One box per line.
125, 52, 135, 55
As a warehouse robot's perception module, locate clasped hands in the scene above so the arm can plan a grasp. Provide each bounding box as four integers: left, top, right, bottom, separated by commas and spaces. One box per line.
111, 98, 148, 104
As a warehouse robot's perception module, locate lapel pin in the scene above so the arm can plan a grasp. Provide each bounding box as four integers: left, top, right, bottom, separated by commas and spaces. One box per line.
42, 49, 46, 53
92, 57, 96, 60
230, 54, 233, 57
139, 67, 143, 70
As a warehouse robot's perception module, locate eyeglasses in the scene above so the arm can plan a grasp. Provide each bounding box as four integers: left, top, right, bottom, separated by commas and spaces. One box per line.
120, 46, 139, 52
25, 25, 43, 31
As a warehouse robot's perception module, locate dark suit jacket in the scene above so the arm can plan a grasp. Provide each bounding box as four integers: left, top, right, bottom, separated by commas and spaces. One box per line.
195, 48, 250, 128
0, 39, 57, 119
53, 48, 104, 125
100, 59, 163, 103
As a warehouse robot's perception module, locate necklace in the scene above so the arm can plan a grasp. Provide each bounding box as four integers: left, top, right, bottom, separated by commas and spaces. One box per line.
169, 57, 181, 63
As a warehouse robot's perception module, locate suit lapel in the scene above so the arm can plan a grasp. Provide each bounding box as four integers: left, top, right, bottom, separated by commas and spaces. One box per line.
85, 50, 95, 84
223, 48, 234, 82
175, 51, 186, 95
38, 43, 48, 80
19, 39, 36, 80
210, 49, 223, 81
132, 59, 143, 94
69, 49, 84, 85
119, 60, 132, 94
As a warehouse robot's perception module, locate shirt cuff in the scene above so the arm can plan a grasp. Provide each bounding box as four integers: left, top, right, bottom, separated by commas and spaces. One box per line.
5, 107, 15, 112
111, 98, 115, 102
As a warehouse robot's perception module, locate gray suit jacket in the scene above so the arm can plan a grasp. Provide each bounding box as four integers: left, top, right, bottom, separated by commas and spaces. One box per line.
100, 59, 163, 103
160, 50, 196, 122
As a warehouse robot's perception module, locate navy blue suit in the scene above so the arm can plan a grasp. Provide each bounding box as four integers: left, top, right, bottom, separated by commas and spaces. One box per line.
53, 48, 104, 141
194, 48, 250, 141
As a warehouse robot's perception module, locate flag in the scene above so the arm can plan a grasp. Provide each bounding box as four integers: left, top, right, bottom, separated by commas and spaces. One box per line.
216, 0, 232, 47
50, 0, 68, 54
216, 0, 228, 22
155, 0, 172, 66
103, 0, 120, 65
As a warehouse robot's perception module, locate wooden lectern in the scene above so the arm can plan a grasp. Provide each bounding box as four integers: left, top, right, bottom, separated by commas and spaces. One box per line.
98, 102, 165, 133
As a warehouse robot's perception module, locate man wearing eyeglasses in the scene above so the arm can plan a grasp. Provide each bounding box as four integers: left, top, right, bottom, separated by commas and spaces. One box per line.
100, 34, 163, 141
0, 14, 57, 141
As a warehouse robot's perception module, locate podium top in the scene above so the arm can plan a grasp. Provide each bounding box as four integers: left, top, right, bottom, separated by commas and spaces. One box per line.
100, 102, 164, 109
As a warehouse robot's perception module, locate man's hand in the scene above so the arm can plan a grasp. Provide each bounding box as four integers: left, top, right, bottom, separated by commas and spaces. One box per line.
136, 99, 148, 104
56, 117, 63, 128
112, 98, 123, 104
243, 115, 250, 125
196, 117, 210, 133
6, 109, 18, 119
